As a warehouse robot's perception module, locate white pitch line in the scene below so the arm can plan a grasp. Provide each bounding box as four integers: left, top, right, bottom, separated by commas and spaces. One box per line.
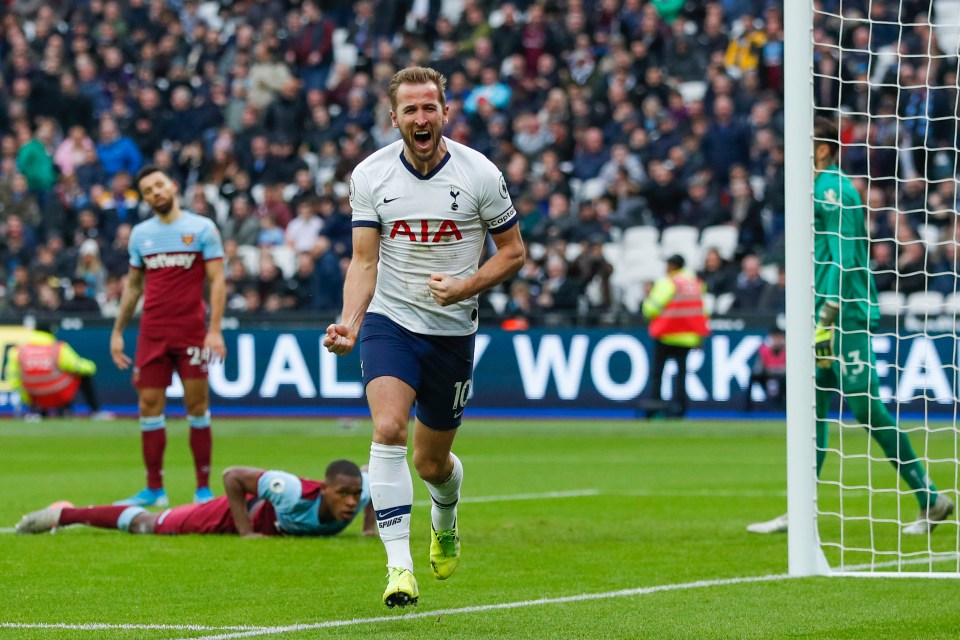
414, 489, 599, 506
0, 623, 270, 632
6, 554, 956, 638
0, 527, 16, 534
173, 573, 793, 640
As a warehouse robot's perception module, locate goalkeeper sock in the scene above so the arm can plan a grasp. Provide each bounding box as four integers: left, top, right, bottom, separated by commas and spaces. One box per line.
369, 442, 414, 572
849, 396, 938, 508
140, 415, 166, 489
426, 452, 462, 532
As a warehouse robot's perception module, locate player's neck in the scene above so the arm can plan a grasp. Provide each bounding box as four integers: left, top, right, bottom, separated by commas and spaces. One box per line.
403, 137, 448, 176
155, 205, 183, 224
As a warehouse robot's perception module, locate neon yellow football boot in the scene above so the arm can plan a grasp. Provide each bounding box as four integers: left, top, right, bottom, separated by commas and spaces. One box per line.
383, 567, 419, 608
429, 521, 461, 580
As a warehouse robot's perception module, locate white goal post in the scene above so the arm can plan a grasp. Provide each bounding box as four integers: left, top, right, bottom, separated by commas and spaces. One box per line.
785, 0, 960, 577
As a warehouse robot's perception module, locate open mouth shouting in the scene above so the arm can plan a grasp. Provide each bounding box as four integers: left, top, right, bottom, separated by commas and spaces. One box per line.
413, 128, 434, 151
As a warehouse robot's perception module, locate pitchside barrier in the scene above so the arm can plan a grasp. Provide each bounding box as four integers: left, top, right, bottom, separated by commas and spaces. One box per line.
0, 318, 956, 418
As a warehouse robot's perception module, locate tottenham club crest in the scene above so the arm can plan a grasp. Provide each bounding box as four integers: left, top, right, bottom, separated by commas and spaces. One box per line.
181, 234, 195, 246
450, 188, 460, 211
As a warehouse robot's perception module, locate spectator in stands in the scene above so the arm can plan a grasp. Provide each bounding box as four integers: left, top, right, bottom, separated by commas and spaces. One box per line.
222, 195, 260, 248
755, 264, 785, 313
699, 247, 738, 296
745, 325, 786, 410
54, 125, 95, 178
729, 254, 770, 312
286, 199, 323, 254
572, 127, 610, 182
701, 95, 751, 185
60, 276, 102, 315
16, 118, 58, 195
286, 1, 335, 91
96, 117, 143, 180
537, 255, 582, 317
0, 173, 41, 229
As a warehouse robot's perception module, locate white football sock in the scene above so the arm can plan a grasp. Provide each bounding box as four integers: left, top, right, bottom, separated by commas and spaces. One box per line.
426, 452, 462, 531
369, 442, 414, 572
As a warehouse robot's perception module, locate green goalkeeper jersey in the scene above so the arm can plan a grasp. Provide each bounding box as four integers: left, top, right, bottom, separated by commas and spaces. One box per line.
813, 164, 880, 330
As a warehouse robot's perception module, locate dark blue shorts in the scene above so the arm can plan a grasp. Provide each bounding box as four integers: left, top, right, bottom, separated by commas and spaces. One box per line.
358, 313, 476, 430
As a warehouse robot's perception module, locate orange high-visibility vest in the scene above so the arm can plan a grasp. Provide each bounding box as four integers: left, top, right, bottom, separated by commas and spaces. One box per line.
648, 273, 711, 340
18, 342, 81, 409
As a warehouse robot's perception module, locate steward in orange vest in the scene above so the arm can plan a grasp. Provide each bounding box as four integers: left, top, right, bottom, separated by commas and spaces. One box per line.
5, 330, 98, 412
641, 254, 710, 418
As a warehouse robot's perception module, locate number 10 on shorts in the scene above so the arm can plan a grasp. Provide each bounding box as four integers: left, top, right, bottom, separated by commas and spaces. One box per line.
452, 379, 473, 412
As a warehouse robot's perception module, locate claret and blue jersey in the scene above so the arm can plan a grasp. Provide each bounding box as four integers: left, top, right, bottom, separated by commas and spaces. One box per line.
128, 211, 224, 335
254, 470, 371, 536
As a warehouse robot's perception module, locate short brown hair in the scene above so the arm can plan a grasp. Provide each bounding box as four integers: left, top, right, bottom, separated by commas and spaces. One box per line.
389, 66, 447, 111
813, 116, 840, 158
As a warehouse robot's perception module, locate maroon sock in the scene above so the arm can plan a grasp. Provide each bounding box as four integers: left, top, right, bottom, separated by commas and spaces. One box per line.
143, 428, 166, 489
60, 506, 128, 529
189, 427, 212, 488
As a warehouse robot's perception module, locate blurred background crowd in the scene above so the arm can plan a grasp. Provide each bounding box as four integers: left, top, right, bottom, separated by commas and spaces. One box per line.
0, 0, 951, 325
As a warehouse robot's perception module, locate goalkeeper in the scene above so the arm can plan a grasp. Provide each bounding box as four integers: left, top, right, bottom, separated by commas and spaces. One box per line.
748, 117, 954, 535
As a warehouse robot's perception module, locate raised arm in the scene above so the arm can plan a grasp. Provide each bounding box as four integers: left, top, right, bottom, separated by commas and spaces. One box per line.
323, 226, 380, 356
110, 269, 145, 369
222, 466, 264, 538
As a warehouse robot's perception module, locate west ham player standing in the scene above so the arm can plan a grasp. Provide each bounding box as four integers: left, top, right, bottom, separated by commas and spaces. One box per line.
324, 67, 525, 607
111, 165, 227, 507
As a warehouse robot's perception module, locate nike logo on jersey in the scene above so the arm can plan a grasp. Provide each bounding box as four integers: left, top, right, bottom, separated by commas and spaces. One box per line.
383, 196, 401, 203
453, 410, 464, 419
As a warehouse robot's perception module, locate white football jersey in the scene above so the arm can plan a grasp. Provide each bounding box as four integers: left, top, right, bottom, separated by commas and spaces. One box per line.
349, 137, 517, 335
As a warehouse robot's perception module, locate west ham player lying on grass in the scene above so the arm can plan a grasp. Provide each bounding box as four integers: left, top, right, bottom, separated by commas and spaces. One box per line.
16, 461, 374, 537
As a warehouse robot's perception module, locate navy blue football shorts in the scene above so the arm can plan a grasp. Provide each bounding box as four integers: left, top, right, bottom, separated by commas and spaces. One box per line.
358, 312, 476, 430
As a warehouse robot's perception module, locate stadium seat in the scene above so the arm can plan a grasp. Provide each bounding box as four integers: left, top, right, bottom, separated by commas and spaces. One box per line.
270, 245, 297, 279
202, 184, 229, 226
601, 242, 622, 266
699, 225, 739, 262
714, 292, 736, 315
877, 291, 905, 315
622, 225, 659, 252
486, 291, 509, 315
236, 245, 261, 277
904, 291, 944, 316
760, 263, 781, 284
702, 293, 716, 315
332, 28, 358, 67
251, 184, 265, 205
565, 242, 583, 262
917, 223, 942, 248
659, 225, 700, 269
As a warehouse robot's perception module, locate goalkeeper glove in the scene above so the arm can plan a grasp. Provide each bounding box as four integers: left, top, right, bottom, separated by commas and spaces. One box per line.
814, 325, 834, 369
814, 301, 839, 369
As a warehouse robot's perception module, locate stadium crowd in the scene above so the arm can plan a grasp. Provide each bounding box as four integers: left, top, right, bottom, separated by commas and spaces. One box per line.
0, 0, 947, 324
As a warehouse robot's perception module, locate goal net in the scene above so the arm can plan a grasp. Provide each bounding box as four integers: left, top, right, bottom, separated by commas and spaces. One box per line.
785, 0, 960, 576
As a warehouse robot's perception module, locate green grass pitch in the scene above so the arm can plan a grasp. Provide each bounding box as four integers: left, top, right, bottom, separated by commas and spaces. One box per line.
2, 417, 959, 639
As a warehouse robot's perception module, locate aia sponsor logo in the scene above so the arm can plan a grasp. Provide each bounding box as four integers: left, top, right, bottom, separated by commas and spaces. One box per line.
389, 220, 462, 243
